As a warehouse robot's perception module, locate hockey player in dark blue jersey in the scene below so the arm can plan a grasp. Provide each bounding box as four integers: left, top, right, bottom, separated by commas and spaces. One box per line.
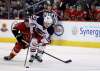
28, 4, 59, 63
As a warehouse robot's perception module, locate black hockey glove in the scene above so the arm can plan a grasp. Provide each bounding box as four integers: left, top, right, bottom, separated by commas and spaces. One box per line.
12, 28, 24, 43
16, 33, 23, 42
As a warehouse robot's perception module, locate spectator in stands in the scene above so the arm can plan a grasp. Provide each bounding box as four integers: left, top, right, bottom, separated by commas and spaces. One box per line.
0, 0, 100, 21
76, 6, 87, 21
52, 4, 63, 20
63, 4, 70, 20
69, 6, 77, 21
96, 13, 100, 21
89, 4, 98, 21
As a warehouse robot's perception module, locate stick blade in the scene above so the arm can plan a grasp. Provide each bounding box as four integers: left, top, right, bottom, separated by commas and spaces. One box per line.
64, 59, 72, 63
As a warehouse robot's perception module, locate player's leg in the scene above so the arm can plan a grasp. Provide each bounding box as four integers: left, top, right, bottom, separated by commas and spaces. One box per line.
35, 45, 45, 62
29, 47, 36, 62
4, 42, 22, 60
29, 38, 37, 63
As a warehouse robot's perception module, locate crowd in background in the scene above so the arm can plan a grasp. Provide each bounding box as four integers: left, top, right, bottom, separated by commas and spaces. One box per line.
0, 0, 100, 21
0, 0, 24, 19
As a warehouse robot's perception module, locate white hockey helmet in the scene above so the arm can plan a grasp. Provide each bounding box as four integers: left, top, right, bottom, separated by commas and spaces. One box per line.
44, 16, 53, 28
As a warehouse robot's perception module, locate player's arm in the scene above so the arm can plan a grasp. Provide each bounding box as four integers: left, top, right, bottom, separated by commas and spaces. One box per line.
29, 17, 45, 36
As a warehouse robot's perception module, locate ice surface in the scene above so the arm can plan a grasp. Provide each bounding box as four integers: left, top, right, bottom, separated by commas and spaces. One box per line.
0, 43, 100, 71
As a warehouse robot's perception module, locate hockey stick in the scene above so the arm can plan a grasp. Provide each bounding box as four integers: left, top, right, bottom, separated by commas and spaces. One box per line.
25, 0, 46, 10
24, 44, 30, 67
22, 40, 72, 64
43, 51, 72, 63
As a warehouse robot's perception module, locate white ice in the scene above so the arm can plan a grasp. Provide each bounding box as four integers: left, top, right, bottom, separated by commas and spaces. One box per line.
0, 43, 100, 71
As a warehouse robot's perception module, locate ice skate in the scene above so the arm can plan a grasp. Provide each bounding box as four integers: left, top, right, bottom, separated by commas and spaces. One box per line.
4, 56, 12, 61
29, 55, 35, 63
35, 54, 43, 62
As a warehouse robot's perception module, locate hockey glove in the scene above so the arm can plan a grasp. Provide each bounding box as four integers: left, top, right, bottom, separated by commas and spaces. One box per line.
16, 33, 23, 42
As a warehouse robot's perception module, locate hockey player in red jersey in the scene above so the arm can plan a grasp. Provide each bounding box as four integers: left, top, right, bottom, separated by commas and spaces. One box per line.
4, 16, 55, 62
4, 19, 31, 60
4, 3, 57, 62
4, 17, 53, 63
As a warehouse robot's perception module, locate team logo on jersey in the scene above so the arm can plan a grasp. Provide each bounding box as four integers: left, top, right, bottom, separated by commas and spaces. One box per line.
54, 24, 64, 36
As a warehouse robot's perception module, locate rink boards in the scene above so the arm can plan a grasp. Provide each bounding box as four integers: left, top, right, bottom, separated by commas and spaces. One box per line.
0, 20, 100, 48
